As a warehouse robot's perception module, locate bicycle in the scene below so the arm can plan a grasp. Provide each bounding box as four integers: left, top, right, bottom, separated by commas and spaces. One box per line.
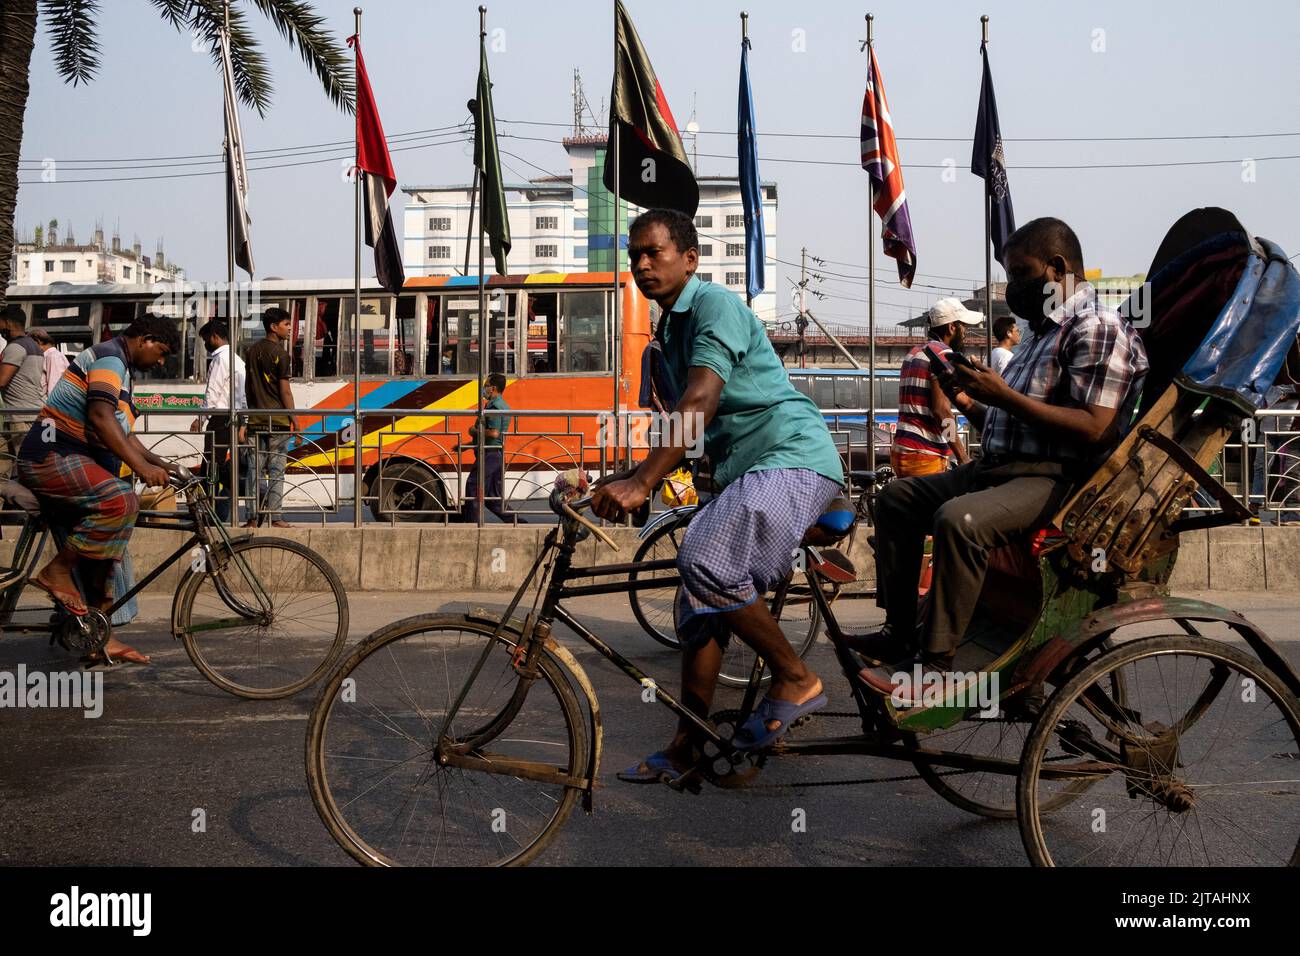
0, 465, 349, 699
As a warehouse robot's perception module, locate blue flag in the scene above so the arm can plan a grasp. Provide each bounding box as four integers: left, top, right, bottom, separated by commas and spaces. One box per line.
971, 43, 1014, 266
738, 36, 765, 300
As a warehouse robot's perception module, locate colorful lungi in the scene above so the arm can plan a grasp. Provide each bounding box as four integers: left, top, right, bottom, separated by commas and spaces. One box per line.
675, 467, 841, 649
17, 451, 139, 561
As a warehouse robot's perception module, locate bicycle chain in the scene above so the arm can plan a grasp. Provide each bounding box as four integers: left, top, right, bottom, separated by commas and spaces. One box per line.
721, 710, 1065, 792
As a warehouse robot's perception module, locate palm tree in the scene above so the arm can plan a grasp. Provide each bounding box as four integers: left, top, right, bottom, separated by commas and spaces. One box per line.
0, 0, 354, 306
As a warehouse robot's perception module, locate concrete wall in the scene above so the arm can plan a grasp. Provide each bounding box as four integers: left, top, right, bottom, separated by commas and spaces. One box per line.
0, 523, 1295, 595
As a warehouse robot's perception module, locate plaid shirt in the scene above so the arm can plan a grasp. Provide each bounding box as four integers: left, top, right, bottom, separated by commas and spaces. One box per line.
981, 283, 1148, 464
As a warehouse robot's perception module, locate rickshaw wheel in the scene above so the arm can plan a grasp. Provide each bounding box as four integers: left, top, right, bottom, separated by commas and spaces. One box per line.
911, 640, 1127, 820
1018, 634, 1300, 867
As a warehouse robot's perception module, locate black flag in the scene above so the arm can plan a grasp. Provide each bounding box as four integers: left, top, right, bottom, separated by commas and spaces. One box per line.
971, 43, 1015, 266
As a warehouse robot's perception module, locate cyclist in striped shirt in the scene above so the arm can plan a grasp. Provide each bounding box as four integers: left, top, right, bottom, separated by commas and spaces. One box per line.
890, 298, 982, 477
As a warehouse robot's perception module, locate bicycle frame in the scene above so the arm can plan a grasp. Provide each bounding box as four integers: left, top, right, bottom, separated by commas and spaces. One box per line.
0, 480, 269, 636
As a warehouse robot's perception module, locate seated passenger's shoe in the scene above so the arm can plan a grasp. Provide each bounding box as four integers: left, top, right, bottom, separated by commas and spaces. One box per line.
858, 650, 956, 703
844, 624, 913, 667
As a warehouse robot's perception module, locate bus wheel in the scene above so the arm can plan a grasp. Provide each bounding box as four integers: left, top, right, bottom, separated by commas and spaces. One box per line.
369, 461, 449, 523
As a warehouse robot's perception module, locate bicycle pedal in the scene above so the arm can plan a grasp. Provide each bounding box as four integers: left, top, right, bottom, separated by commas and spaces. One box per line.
664, 770, 703, 795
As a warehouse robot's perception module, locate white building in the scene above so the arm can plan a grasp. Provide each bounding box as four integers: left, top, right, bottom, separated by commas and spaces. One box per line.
9, 222, 183, 288
402, 136, 779, 321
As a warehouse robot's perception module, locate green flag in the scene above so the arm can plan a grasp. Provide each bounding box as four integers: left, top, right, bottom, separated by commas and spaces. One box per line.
474, 41, 510, 275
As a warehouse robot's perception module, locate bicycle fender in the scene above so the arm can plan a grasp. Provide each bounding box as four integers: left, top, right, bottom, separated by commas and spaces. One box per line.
637, 504, 699, 540
542, 636, 603, 814
169, 534, 257, 640
1022, 596, 1300, 698
462, 609, 603, 813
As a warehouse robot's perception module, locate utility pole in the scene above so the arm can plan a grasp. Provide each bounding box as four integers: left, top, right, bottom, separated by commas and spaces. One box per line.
797, 247, 809, 368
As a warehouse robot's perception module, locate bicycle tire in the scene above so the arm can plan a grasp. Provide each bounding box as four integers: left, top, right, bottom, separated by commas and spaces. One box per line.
628, 510, 695, 649
306, 613, 589, 868
175, 536, 348, 700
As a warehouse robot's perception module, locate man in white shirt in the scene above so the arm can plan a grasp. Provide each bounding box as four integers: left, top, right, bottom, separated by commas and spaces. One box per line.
190, 320, 248, 522
989, 315, 1021, 376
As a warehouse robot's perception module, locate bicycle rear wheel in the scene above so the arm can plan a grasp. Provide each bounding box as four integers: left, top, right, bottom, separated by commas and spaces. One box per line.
1018, 634, 1300, 866
306, 614, 588, 867
175, 536, 348, 699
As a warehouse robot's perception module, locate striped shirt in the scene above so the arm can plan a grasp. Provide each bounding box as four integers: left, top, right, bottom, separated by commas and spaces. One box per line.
982, 283, 1147, 465
893, 340, 953, 458
19, 336, 137, 474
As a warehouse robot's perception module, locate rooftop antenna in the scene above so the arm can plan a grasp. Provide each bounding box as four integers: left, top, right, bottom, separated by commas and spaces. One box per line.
685, 91, 700, 171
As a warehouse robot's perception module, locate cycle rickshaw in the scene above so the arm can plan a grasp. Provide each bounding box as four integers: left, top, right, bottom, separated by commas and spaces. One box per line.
306, 209, 1300, 866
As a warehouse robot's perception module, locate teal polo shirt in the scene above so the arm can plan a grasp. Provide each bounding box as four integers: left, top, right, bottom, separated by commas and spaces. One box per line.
478, 394, 508, 449
658, 275, 844, 490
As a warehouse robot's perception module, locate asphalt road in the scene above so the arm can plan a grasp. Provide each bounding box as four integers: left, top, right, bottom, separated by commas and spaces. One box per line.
1, 588, 1296, 867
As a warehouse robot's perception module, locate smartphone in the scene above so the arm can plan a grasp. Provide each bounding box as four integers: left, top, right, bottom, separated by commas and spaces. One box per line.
924, 345, 977, 372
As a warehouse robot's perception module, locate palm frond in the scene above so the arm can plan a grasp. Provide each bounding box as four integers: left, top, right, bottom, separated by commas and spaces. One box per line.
144, 0, 189, 31
246, 0, 354, 114
183, 0, 275, 116
39, 0, 101, 86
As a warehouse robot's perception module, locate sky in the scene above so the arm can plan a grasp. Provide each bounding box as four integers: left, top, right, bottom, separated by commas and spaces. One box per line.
14, 0, 1300, 330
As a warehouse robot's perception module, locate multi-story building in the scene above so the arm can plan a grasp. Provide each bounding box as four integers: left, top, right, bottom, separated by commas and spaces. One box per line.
402, 135, 779, 321
8, 221, 183, 288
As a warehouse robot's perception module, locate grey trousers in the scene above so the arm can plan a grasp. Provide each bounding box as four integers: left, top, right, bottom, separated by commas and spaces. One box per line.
874, 457, 1075, 656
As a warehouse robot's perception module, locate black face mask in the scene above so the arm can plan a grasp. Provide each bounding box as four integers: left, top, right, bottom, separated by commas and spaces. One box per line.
1005, 273, 1056, 326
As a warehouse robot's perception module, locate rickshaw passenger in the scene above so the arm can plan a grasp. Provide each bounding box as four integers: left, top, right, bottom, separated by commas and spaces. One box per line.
18, 315, 179, 663
592, 209, 845, 781
860, 218, 1148, 700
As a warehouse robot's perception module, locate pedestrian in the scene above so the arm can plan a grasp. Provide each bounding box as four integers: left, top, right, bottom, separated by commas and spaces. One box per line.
243, 307, 295, 528
461, 372, 525, 523
26, 328, 70, 399
989, 314, 1020, 376
890, 298, 980, 477
190, 320, 247, 522
0, 309, 48, 477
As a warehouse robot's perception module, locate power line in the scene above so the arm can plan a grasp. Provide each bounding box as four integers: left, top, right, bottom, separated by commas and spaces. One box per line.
18, 134, 472, 185
498, 117, 1300, 144
17, 122, 469, 166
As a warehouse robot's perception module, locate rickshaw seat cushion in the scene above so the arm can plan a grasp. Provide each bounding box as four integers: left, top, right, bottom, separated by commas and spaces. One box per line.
0, 479, 40, 514
813, 495, 855, 539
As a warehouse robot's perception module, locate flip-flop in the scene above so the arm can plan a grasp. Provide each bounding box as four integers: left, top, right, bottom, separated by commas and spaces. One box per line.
30, 577, 88, 617
732, 692, 828, 752
81, 644, 151, 667
617, 750, 688, 785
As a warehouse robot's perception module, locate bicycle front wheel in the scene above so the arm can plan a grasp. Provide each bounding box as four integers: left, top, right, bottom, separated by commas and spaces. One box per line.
175, 536, 348, 699
306, 614, 589, 867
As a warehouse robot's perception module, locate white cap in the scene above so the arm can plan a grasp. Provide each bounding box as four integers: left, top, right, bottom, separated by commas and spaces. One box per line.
928, 297, 985, 328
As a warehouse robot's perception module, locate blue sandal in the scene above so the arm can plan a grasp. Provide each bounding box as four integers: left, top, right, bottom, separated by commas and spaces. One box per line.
617, 750, 688, 785
732, 693, 828, 752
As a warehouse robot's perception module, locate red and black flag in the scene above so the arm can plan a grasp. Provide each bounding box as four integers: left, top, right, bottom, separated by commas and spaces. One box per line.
348, 34, 404, 294
603, 0, 698, 216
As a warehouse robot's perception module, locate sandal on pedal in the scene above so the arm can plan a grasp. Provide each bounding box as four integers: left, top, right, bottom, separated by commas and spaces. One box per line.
30, 577, 88, 617
617, 750, 689, 786
732, 693, 827, 752
81, 642, 151, 667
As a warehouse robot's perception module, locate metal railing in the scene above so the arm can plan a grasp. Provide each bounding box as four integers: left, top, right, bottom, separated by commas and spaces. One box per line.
0, 404, 1297, 528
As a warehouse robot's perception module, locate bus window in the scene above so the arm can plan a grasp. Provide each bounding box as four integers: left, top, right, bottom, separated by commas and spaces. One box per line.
810, 375, 835, 409
560, 290, 607, 373
876, 377, 900, 410
29, 300, 91, 332
833, 376, 863, 409
788, 373, 812, 399
340, 297, 391, 376
526, 292, 558, 373
393, 296, 416, 376
442, 293, 517, 375
314, 299, 339, 377
425, 295, 447, 374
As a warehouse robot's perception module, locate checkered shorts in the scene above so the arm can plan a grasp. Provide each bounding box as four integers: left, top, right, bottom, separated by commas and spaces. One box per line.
675, 468, 842, 649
